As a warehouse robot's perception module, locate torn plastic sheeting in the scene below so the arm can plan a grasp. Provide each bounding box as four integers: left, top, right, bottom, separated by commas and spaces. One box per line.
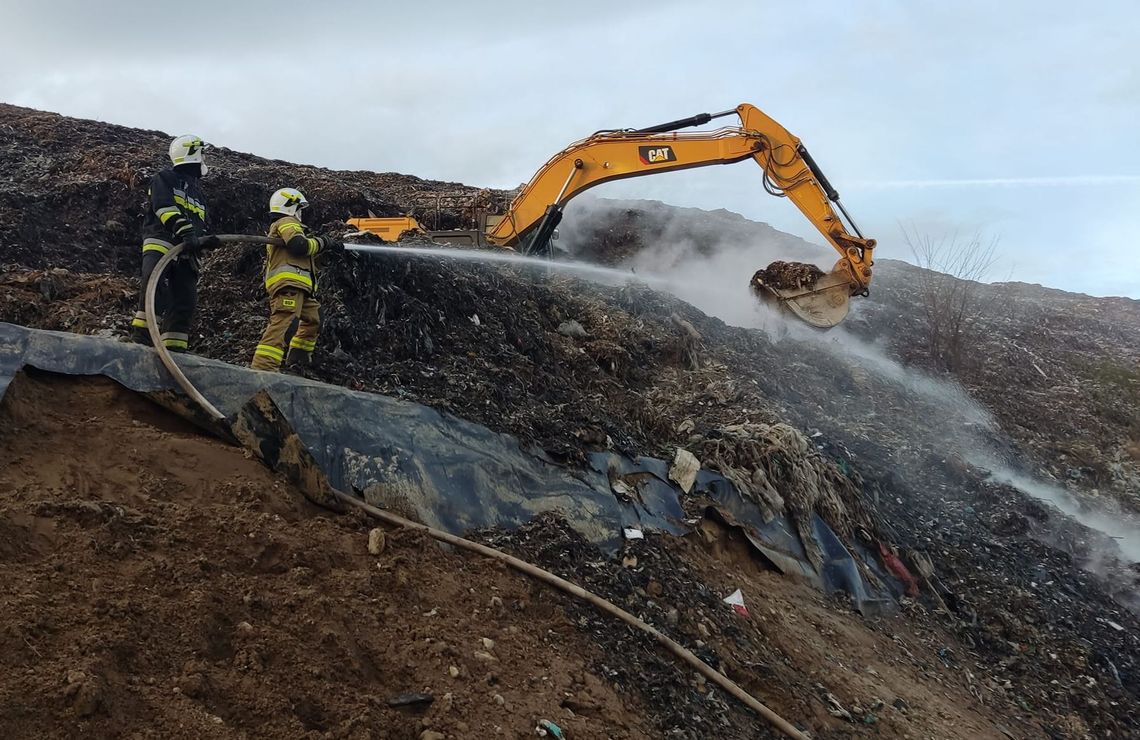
0, 323, 899, 612
591, 450, 897, 614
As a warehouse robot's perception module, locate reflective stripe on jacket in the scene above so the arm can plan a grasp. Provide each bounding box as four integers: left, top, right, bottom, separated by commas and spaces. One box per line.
141, 168, 207, 249
265, 215, 322, 295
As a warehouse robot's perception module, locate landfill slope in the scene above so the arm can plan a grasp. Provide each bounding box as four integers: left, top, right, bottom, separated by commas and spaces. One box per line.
558, 196, 1140, 512
0, 372, 1027, 739
1, 103, 1139, 737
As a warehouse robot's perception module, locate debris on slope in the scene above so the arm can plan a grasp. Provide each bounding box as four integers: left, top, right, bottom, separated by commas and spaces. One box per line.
558, 197, 1140, 514
2, 103, 1139, 736
852, 259, 1140, 511
694, 421, 874, 569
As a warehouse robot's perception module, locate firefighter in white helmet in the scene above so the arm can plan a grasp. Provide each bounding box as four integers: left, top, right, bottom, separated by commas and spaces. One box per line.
130, 134, 220, 350
251, 187, 343, 372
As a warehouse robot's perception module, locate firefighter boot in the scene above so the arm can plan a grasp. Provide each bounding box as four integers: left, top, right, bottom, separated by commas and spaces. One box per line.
282, 347, 312, 377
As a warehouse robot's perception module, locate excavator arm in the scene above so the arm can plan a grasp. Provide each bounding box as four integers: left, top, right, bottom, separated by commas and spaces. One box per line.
484, 103, 874, 326
348, 103, 875, 327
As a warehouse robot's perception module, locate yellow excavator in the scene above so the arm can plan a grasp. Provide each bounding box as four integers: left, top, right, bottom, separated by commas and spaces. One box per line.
347, 103, 875, 327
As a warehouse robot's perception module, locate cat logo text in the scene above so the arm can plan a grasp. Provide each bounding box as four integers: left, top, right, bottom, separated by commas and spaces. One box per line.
638, 145, 677, 165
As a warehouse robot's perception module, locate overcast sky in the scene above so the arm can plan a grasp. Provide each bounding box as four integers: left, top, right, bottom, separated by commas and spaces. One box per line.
2, 1, 1137, 297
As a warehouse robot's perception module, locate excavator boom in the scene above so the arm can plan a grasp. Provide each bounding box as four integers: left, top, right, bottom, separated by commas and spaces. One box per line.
348, 103, 875, 327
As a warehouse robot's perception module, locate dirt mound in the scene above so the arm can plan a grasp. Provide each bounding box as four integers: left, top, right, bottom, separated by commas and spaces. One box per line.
0, 372, 654, 738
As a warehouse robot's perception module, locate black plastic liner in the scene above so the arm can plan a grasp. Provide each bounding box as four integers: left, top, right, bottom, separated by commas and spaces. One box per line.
0, 322, 898, 613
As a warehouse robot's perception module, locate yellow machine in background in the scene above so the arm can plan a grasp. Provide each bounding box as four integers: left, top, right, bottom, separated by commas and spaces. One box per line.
347, 103, 875, 327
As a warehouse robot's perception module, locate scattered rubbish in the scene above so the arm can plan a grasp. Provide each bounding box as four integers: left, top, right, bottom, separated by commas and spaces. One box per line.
1104, 658, 1122, 687
622, 527, 644, 540
611, 479, 634, 498
536, 719, 564, 738
668, 448, 700, 494
723, 589, 748, 616
5, 104, 1139, 740
878, 543, 919, 598
557, 320, 588, 339
387, 692, 434, 708
367, 527, 386, 555
824, 692, 853, 721
470, 313, 481, 326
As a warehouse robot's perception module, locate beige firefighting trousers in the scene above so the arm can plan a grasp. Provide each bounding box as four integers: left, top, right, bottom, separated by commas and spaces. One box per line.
251, 287, 320, 371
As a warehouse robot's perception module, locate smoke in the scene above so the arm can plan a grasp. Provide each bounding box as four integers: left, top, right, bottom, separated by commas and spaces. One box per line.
574, 202, 1140, 570
981, 464, 1140, 564
624, 227, 788, 334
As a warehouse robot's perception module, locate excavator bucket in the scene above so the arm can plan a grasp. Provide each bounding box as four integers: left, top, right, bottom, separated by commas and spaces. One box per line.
750, 260, 855, 329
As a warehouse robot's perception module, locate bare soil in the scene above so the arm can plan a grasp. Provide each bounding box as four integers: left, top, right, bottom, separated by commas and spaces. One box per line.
0, 372, 1059, 739
0, 372, 653, 739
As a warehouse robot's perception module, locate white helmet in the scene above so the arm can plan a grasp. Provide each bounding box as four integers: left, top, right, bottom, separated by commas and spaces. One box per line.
169, 134, 209, 175
269, 187, 309, 219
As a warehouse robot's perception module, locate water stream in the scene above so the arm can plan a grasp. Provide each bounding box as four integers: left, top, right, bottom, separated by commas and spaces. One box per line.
344, 242, 665, 285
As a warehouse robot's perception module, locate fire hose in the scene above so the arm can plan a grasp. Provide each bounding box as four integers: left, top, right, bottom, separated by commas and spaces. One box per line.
145, 236, 810, 740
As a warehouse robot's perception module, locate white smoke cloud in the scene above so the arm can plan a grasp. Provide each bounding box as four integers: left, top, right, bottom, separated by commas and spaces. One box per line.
603, 215, 1140, 569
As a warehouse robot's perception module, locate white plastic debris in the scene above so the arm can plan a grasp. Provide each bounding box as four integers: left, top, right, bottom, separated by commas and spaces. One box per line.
469, 314, 481, 326
723, 588, 748, 616
622, 527, 644, 540
669, 448, 700, 493
557, 319, 588, 338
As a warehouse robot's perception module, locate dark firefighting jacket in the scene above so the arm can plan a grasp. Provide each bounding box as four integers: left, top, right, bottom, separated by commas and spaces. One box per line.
140, 167, 207, 255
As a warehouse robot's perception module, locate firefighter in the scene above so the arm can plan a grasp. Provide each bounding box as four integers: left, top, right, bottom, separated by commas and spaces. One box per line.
130, 134, 219, 350
251, 188, 343, 373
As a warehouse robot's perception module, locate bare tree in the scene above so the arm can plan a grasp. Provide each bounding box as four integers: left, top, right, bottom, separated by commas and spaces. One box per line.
901, 226, 1000, 374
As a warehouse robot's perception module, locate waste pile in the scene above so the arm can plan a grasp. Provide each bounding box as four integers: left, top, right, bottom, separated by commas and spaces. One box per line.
557, 197, 1140, 513
1, 102, 1138, 736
